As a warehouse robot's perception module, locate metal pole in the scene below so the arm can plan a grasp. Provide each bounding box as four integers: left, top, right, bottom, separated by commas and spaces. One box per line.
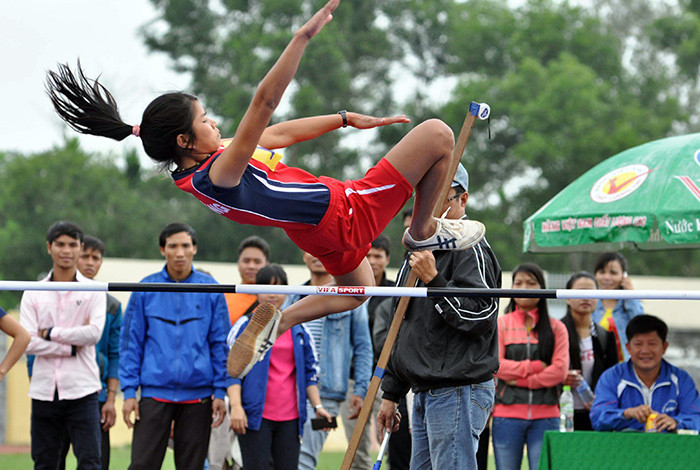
372, 431, 391, 470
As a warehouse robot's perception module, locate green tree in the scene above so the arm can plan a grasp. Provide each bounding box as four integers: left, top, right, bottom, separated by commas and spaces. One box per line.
0, 141, 162, 287
0, 139, 307, 308
438, 0, 693, 273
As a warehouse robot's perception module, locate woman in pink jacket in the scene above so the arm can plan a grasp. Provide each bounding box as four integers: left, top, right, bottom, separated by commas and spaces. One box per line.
492, 263, 569, 470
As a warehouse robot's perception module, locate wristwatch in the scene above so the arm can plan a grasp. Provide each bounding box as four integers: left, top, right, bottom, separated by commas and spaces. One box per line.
337, 110, 348, 128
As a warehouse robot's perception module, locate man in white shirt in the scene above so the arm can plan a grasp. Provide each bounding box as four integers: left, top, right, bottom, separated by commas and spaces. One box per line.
20, 221, 106, 469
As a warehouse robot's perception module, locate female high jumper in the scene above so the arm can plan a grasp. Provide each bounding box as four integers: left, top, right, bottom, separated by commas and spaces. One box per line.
46, 0, 485, 377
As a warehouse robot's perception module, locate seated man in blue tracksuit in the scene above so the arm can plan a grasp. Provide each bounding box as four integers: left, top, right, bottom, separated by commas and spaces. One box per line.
590, 314, 700, 432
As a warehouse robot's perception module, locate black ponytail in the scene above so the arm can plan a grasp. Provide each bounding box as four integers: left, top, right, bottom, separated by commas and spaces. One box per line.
46, 61, 132, 141
47, 62, 198, 170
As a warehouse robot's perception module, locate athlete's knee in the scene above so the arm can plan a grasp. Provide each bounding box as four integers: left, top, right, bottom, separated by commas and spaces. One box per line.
420, 119, 455, 151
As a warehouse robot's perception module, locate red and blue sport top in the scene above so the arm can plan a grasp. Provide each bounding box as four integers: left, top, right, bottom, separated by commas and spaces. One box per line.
173, 146, 331, 231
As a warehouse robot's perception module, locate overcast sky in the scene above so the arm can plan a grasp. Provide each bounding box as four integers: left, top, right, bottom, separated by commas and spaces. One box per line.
1, 0, 188, 158
1, 0, 476, 164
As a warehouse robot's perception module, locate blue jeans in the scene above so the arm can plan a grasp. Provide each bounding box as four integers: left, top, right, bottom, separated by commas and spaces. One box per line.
298, 398, 341, 470
492, 416, 559, 470
410, 381, 495, 470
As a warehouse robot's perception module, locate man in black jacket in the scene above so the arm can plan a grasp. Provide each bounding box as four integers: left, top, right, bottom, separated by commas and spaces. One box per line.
376, 163, 501, 470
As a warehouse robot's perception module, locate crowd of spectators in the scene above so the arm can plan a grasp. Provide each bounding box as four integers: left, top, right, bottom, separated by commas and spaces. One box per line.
3, 208, 700, 470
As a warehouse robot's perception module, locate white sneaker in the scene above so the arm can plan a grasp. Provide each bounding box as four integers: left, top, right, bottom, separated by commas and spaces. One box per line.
227, 303, 282, 378
403, 213, 486, 251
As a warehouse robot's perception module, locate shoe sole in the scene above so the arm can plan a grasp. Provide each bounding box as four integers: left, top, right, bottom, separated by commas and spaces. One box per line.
227, 303, 276, 378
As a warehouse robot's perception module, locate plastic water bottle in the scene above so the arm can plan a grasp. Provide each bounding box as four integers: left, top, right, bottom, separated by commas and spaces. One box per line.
559, 385, 574, 432
575, 377, 595, 408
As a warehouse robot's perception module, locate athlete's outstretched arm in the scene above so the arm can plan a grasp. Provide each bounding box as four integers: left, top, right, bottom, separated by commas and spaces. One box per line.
209, 0, 340, 187
259, 112, 410, 150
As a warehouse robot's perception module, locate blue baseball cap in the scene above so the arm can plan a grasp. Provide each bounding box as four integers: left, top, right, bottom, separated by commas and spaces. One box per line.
451, 163, 469, 192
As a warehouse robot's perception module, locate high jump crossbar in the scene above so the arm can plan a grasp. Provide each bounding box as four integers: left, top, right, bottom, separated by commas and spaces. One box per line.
1, 281, 700, 300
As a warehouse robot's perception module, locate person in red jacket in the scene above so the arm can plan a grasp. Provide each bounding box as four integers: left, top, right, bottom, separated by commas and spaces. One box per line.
492, 263, 569, 470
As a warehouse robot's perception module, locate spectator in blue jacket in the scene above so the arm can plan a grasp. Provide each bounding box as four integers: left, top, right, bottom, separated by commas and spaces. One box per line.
119, 223, 231, 470
590, 314, 700, 432
290, 252, 373, 470
592, 252, 644, 361
228, 264, 330, 469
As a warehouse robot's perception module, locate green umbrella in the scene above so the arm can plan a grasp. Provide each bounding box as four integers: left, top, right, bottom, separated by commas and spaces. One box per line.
523, 133, 700, 252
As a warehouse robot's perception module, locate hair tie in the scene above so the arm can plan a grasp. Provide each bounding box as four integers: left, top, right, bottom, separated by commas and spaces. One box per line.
132, 124, 141, 137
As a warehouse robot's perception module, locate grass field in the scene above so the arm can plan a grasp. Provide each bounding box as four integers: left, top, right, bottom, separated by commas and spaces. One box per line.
0, 447, 361, 469
0, 447, 510, 469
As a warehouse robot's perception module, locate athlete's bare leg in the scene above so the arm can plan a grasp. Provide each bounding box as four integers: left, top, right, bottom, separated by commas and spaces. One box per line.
227, 258, 374, 378
276, 257, 374, 334
275, 120, 456, 333
383, 119, 455, 241
229, 120, 469, 378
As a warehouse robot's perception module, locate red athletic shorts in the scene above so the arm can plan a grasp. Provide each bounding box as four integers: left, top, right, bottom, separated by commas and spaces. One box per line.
285, 158, 413, 276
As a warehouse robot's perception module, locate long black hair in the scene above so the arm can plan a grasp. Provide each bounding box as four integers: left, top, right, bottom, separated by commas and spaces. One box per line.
563, 271, 598, 368
505, 262, 555, 363
46, 62, 197, 170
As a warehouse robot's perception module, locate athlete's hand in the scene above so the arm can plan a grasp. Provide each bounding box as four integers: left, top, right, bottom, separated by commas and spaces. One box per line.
409, 251, 439, 284
122, 398, 140, 429
299, 0, 340, 40
348, 112, 410, 130
231, 403, 248, 435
